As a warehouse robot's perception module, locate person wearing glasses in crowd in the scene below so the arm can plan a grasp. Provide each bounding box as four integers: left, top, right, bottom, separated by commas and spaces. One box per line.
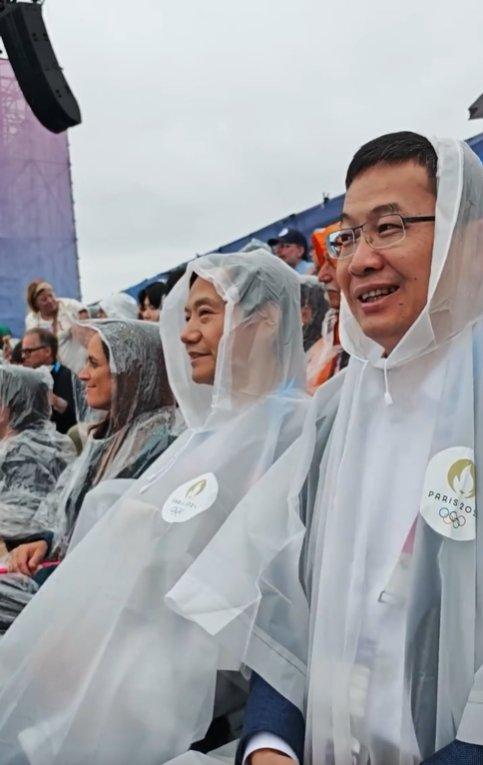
239, 132, 483, 765
305, 223, 349, 394
21, 329, 77, 435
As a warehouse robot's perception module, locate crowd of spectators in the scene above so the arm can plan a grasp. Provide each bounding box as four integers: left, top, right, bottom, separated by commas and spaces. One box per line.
0, 129, 480, 764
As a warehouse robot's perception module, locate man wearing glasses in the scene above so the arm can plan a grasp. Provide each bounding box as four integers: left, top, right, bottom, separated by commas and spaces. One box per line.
21, 329, 77, 434
240, 132, 483, 765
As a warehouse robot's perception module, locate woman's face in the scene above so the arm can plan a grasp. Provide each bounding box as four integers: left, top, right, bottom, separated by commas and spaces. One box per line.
78, 334, 112, 410
142, 297, 160, 323
181, 277, 225, 385
35, 289, 58, 317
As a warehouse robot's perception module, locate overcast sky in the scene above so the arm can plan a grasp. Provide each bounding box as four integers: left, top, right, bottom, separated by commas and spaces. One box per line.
44, 0, 483, 303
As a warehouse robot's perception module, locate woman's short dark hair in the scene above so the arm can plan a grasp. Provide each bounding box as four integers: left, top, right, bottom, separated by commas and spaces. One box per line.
345, 131, 438, 195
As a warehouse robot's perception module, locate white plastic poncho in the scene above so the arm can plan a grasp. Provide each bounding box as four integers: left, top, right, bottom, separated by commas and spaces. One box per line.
0, 250, 313, 765
29, 319, 176, 553
299, 138, 483, 764
99, 292, 139, 320
0, 366, 75, 541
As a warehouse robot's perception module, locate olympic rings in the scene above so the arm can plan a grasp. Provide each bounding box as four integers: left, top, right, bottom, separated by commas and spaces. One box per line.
438, 507, 466, 528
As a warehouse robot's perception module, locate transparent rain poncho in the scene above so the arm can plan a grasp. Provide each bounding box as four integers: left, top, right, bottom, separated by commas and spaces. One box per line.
31, 319, 176, 552
99, 292, 139, 320
0, 320, 175, 633
0, 250, 312, 765
0, 366, 75, 541
299, 138, 483, 763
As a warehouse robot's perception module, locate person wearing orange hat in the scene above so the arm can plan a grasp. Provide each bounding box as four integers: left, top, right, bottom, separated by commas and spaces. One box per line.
305, 223, 349, 393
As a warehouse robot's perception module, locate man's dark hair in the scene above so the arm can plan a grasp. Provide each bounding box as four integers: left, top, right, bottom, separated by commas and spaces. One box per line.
24, 328, 58, 361
345, 131, 438, 195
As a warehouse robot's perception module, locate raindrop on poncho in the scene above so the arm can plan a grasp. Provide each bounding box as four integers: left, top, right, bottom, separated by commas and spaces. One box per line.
0, 250, 312, 765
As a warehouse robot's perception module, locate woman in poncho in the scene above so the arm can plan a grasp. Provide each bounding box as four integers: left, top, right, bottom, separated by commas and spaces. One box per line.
4, 320, 175, 616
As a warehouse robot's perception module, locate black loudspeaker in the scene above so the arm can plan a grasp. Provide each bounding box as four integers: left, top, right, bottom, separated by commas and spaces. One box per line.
0, 1, 81, 133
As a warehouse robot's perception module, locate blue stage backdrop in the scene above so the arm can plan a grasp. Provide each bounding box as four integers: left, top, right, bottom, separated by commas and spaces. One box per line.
0, 60, 80, 338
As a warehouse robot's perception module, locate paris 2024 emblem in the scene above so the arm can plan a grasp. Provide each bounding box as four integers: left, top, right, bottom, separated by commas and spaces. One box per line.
420, 447, 476, 541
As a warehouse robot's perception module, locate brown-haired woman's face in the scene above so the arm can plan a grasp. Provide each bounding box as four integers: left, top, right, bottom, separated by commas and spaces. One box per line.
181, 277, 225, 385
78, 334, 112, 410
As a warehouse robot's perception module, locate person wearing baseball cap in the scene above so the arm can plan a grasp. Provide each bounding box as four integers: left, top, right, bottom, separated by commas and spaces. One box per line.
273, 228, 313, 275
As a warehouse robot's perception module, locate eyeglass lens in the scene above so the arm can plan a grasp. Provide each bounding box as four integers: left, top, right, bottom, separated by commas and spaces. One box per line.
329, 214, 406, 258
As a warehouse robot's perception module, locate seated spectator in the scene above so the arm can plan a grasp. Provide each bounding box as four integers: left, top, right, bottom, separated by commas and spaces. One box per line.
7, 319, 176, 585
140, 281, 165, 322
300, 278, 328, 352
98, 292, 138, 320
0, 367, 75, 545
25, 280, 86, 369
0, 251, 312, 763
21, 329, 77, 434
273, 228, 313, 275
306, 223, 349, 393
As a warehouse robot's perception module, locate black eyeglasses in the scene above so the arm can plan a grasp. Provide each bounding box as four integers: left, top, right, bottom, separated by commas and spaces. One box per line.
21, 346, 46, 357
326, 214, 436, 260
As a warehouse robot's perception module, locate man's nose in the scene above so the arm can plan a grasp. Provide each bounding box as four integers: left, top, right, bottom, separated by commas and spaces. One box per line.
180, 321, 201, 345
348, 236, 384, 276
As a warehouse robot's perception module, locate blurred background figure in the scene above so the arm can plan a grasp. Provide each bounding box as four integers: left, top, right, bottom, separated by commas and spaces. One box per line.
306, 223, 349, 393
0, 326, 13, 364
98, 293, 138, 320
25, 281, 87, 370
300, 278, 328, 352
25, 280, 85, 339
273, 228, 314, 275
0, 366, 75, 549
140, 282, 165, 322
21, 329, 77, 435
